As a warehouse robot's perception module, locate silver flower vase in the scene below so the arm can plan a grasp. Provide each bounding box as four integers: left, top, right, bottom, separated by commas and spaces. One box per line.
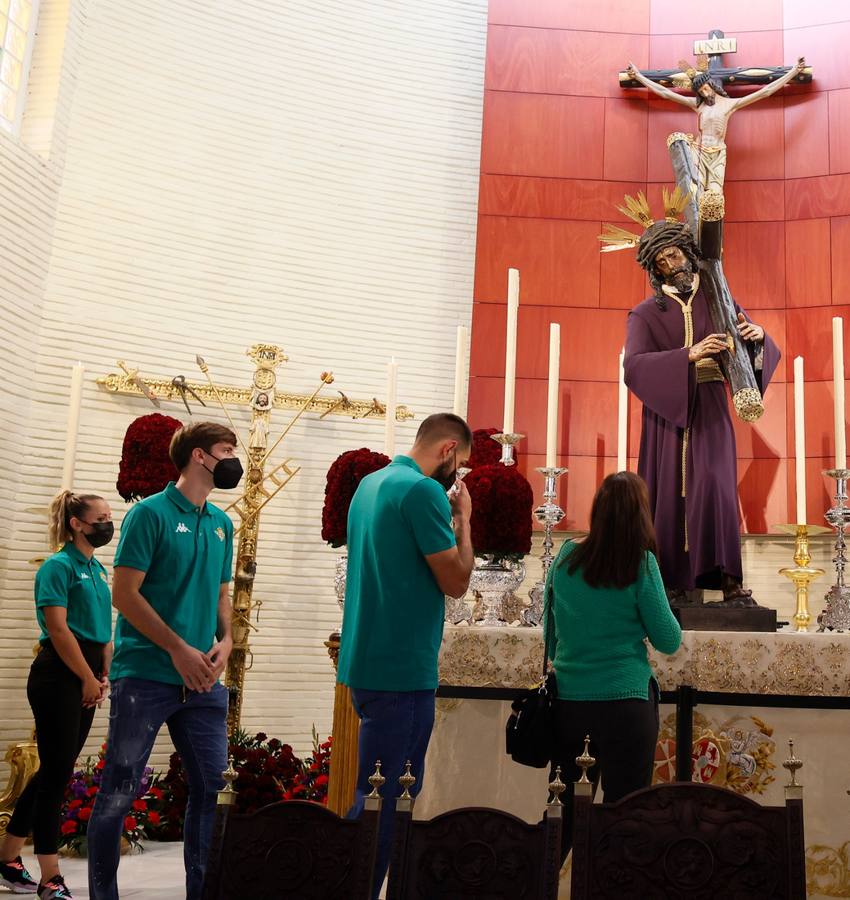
334, 552, 348, 613
468, 556, 526, 627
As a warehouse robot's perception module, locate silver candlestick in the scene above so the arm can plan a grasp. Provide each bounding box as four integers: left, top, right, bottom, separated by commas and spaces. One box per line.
819, 468, 850, 632
491, 432, 524, 467
523, 466, 567, 626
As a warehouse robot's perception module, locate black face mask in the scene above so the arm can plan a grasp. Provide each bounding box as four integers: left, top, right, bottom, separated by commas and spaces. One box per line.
81, 521, 114, 549
203, 453, 244, 490
433, 451, 458, 492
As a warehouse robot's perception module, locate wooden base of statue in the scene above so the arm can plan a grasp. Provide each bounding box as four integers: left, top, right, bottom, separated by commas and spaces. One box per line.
325, 632, 360, 816
0, 740, 40, 838
673, 605, 777, 633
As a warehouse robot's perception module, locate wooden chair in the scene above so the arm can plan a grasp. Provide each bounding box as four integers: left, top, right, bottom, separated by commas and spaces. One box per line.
201, 760, 383, 900
570, 737, 807, 899
387, 762, 564, 900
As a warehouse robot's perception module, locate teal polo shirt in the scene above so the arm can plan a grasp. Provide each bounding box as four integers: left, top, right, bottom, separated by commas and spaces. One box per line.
35, 543, 112, 645
338, 456, 456, 692
110, 481, 234, 685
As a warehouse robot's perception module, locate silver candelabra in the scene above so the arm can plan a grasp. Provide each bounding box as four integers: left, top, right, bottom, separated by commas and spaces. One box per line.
820, 468, 850, 631
524, 466, 567, 626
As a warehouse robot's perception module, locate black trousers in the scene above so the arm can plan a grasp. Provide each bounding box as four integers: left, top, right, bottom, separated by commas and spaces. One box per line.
549, 679, 659, 864
7, 640, 104, 855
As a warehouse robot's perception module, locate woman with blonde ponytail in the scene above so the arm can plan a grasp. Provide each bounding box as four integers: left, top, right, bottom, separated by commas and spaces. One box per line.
0, 491, 114, 900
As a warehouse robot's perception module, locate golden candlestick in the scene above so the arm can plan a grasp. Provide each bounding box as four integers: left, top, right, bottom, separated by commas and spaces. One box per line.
776, 524, 829, 633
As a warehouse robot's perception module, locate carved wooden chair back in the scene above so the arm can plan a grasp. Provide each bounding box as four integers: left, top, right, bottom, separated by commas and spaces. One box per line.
570, 780, 805, 899
201, 797, 380, 900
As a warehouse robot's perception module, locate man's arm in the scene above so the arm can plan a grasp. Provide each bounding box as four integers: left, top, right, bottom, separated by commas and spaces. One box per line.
732, 58, 805, 111
112, 566, 216, 691
627, 62, 698, 108
425, 482, 474, 599
208, 583, 233, 680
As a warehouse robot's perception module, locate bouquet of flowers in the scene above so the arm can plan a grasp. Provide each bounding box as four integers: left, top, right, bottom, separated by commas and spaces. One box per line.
116, 413, 182, 501
59, 744, 160, 855
321, 449, 391, 547
148, 730, 303, 835
465, 464, 533, 562
466, 427, 504, 469
283, 729, 332, 805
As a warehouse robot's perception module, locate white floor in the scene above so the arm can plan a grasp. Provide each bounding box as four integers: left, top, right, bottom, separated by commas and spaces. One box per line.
10, 842, 390, 899
13, 843, 185, 899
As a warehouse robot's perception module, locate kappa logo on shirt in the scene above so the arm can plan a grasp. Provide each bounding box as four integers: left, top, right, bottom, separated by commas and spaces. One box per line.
100, 571, 108, 583
175, 522, 192, 534
215, 527, 225, 542
80, 573, 90, 580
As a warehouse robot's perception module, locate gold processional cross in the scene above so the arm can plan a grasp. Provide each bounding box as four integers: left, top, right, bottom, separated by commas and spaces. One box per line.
98, 344, 413, 736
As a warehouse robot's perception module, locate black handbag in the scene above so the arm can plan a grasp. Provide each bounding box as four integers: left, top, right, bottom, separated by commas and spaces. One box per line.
505, 667, 557, 768
505, 583, 557, 768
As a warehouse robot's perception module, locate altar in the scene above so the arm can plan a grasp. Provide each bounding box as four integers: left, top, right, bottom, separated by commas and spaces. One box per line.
329, 625, 850, 899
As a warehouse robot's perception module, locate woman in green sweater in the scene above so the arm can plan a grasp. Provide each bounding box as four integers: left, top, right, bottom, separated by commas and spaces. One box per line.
543, 471, 681, 861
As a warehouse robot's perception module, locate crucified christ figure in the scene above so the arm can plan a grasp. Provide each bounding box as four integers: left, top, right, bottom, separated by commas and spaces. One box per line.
627, 57, 806, 195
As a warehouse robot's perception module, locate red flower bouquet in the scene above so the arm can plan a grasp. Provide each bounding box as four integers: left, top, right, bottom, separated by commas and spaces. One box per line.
59, 743, 159, 855
148, 730, 303, 836
116, 413, 182, 501
283, 728, 332, 805
465, 464, 533, 562
321, 449, 391, 547
467, 427, 519, 469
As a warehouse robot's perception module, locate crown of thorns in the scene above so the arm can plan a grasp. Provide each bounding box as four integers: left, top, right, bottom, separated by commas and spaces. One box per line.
598, 187, 698, 270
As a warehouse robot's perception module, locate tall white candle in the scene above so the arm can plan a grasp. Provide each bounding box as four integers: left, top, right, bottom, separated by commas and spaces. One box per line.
384, 357, 398, 457
453, 325, 469, 417
617, 349, 628, 472
834, 317, 847, 469
793, 356, 807, 524
61, 362, 85, 491
503, 268, 520, 434
545, 323, 560, 468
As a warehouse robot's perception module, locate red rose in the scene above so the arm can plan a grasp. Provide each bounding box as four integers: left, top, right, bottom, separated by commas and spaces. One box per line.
87, 787, 98, 797
466, 464, 533, 559
69, 799, 83, 810
61, 820, 78, 835
132, 799, 147, 812
148, 812, 161, 826
117, 414, 183, 502
124, 816, 137, 831
467, 428, 507, 470
78, 808, 93, 822
96, 760, 106, 771
321, 449, 391, 546
150, 787, 164, 800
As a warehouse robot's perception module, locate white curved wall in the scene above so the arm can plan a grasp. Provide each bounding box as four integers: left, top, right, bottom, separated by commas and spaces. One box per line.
0, 0, 488, 769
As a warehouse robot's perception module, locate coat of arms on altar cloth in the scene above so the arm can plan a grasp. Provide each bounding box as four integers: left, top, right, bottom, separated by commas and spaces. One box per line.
654, 712, 776, 795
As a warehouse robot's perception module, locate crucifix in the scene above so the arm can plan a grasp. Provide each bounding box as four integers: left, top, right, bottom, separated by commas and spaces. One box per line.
619, 30, 811, 233
99, 345, 414, 736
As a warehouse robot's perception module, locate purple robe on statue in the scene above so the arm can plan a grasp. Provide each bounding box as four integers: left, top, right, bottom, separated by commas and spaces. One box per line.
624, 287, 780, 591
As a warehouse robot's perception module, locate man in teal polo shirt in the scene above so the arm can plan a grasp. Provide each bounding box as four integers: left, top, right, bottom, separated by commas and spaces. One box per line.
87, 422, 241, 900
339, 413, 474, 896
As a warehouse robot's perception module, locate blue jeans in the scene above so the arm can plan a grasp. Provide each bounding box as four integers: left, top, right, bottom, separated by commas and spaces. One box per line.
87, 678, 228, 900
347, 688, 435, 900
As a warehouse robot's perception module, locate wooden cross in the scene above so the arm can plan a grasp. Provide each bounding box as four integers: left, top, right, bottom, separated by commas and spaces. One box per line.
619, 29, 812, 90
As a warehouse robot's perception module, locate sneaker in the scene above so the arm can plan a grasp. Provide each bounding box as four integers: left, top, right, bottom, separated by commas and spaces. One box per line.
0, 856, 37, 893
36, 876, 73, 899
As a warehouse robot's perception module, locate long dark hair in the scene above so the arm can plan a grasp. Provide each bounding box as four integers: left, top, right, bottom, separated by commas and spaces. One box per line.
564, 472, 658, 589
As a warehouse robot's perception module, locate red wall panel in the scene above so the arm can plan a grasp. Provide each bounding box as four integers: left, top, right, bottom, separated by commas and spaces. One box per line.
470, 0, 850, 533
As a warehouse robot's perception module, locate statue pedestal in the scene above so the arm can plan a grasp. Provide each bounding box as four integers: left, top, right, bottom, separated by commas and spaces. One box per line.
672, 605, 777, 633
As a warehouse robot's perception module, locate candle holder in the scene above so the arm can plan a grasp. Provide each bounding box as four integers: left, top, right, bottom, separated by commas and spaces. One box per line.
775, 524, 828, 633
819, 469, 850, 632
523, 467, 567, 626
491, 432, 524, 467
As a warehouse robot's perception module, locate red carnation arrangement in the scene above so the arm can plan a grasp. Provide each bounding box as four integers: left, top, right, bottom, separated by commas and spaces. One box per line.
117, 413, 182, 501
467, 427, 520, 469
465, 464, 533, 562
321, 448, 391, 548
